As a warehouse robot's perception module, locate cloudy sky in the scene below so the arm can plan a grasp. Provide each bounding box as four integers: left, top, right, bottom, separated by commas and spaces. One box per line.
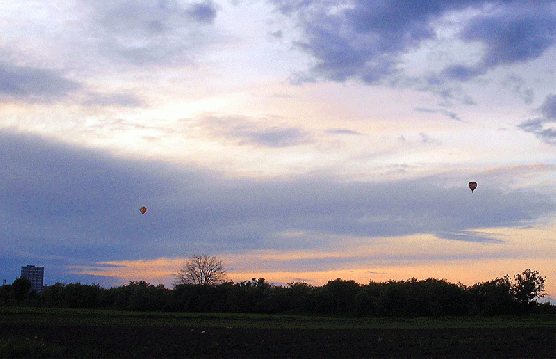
1, 0, 555, 299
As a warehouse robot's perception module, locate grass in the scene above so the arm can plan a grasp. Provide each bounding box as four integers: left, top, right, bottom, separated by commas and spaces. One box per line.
1, 307, 555, 358
2, 306, 554, 329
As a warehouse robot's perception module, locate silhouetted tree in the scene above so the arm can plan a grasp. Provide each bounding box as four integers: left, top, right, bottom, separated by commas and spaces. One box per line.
4, 267, 551, 317
315, 278, 360, 315
221, 279, 268, 313
12, 277, 32, 302
512, 269, 545, 306
122, 281, 169, 311
171, 282, 223, 312
0, 284, 13, 305
354, 281, 383, 316
62, 283, 102, 308
286, 282, 316, 314
419, 278, 468, 317
41, 283, 65, 307
175, 255, 227, 286
376, 281, 412, 317
468, 275, 514, 315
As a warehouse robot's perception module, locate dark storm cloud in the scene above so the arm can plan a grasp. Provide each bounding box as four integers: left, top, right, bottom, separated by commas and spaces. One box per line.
2, 130, 554, 283
518, 94, 556, 145
272, 0, 556, 84
0, 63, 80, 101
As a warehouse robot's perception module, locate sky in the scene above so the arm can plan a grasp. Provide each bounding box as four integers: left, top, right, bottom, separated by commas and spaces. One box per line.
1, 0, 555, 301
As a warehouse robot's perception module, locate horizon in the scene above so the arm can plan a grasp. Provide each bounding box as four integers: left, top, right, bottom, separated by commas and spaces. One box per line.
3, 261, 554, 305
1, 1, 555, 304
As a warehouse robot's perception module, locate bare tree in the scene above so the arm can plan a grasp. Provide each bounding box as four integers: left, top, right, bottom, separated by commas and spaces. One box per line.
175, 255, 227, 286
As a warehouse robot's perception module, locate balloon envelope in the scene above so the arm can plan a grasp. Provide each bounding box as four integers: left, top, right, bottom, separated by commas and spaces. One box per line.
140, 206, 147, 214
469, 182, 477, 192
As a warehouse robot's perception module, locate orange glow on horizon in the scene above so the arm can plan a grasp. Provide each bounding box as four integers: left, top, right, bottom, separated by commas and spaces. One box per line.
75, 257, 555, 301
73, 224, 555, 300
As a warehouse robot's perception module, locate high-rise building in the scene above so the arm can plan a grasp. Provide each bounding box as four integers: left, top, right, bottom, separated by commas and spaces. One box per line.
20, 265, 44, 292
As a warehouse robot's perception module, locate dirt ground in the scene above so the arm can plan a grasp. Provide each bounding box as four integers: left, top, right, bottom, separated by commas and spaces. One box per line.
3, 323, 555, 358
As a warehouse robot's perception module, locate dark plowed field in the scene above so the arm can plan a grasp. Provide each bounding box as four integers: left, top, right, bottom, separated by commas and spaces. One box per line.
2, 323, 555, 358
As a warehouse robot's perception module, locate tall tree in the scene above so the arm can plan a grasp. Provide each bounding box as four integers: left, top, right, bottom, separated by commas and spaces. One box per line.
512, 269, 545, 305
175, 255, 227, 286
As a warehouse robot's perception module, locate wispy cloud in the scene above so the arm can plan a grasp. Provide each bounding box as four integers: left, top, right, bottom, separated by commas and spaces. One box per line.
81, 92, 145, 108
90, 0, 220, 65
414, 107, 463, 122
200, 116, 312, 147
434, 230, 504, 243
325, 128, 361, 135
501, 74, 535, 104
518, 94, 556, 145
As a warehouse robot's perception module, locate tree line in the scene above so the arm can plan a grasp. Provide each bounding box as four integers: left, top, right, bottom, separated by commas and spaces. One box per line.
1, 269, 552, 317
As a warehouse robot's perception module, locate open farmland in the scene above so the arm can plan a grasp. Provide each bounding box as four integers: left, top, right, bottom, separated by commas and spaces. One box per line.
1, 307, 554, 358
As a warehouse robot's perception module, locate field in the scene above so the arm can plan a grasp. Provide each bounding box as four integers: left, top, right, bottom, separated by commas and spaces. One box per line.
1, 307, 554, 358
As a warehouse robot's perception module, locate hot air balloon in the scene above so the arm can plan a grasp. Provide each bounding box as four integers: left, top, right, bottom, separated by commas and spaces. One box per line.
469, 182, 477, 193
140, 206, 147, 214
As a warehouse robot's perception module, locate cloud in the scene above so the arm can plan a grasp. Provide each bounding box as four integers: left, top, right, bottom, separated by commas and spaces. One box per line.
273, 0, 556, 85
415, 107, 463, 121
418, 133, 441, 145
97, 0, 217, 35
518, 94, 556, 145
0, 62, 80, 101
186, 1, 218, 23
441, 2, 556, 82
91, 0, 220, 65
518, 119, 556, 145
435, 230, 504, 243
272, 0, 464, 82
441, 64, 484, 82
325, 128, 361, 135
269, 29, 284, 39
540, 93, 556, 119
81, 92, 145, 108
458, 4, 556, 69
2, 129, 554, 284
501, 74, 535, 104
1, 131, 187, 257
200, 116, 312, 147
